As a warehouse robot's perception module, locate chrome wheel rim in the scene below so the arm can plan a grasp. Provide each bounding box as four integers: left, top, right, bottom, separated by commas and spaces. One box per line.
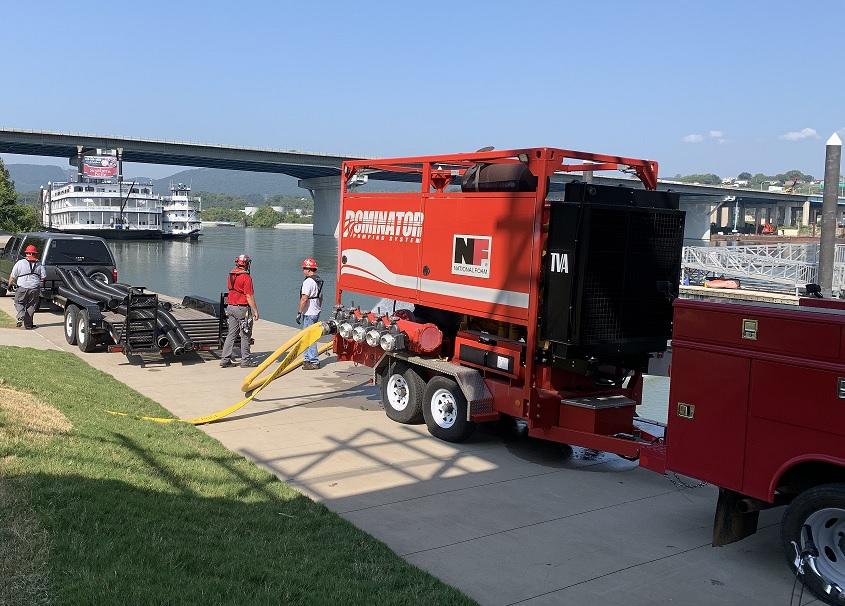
804, 507, 845, 590
77, 318, 87, 344
430, 388, 457, 429
386, 374, 409, 411
65, 312, 74, 338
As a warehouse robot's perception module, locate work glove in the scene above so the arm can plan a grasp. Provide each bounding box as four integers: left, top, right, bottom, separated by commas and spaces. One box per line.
296, 312, 303, 325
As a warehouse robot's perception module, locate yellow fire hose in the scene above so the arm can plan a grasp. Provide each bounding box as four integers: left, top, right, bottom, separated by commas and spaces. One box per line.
107, 322, 333, 425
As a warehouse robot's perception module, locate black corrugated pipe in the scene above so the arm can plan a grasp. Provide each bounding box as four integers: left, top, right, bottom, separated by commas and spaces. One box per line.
58, 268, 121, 310
75, 273, 192, 352
80, 274, 129, 302
86, 274, 191, 354
55, 284, 103, 310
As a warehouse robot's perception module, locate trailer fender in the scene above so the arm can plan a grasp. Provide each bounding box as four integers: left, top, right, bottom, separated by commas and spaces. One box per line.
374, 352, 493, 420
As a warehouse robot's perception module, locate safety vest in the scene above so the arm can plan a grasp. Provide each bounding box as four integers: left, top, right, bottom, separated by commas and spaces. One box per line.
17, 260, 43, 279
301, 275, 323, 300
228, 268, 249, 294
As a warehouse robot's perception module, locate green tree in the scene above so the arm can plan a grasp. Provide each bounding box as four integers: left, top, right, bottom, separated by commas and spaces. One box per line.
248, 205, 282, 228
200, 207, 245, 223
0, 158, 40, 232
737, 172, 752, 180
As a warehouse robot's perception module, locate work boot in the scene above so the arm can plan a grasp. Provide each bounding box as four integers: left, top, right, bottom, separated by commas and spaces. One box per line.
302, 361, 320, 370
15, 321, 22, 327
240, 358, 258, 368
220, 359, 234, 368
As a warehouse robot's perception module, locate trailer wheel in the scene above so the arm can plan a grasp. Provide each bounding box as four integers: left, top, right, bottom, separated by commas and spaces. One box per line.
781, 483, 845, 605
422, 376, 475, 443
380, 362, 424, 424
64, 305, 79, 345
76, 308, 96, 353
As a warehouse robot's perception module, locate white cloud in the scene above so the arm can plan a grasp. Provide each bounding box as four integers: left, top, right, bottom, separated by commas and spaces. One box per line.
779, 127, 819, 141
682, 133, 704, 143
708, 130, 724, 138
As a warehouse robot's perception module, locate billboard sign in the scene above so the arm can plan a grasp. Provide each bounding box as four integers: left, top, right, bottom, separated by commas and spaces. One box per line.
82, 155, 118, 178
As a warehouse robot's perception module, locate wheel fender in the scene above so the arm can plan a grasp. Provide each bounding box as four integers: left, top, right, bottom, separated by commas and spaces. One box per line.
770, 454, 845, 501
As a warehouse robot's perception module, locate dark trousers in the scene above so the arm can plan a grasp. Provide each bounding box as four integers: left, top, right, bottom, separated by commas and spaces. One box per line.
14, 287, 40, 328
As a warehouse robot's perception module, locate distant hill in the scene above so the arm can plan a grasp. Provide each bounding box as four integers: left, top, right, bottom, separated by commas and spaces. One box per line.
149, 168, 301, 197
6, 164, 74, 193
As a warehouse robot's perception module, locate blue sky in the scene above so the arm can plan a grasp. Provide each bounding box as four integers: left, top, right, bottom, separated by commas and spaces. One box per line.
2, 1, 843, 179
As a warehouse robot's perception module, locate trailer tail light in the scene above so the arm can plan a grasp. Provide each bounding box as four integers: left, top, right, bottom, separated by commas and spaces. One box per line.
112, 268, 119, 283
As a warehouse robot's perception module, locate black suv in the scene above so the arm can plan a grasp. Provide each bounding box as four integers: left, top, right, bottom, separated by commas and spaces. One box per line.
0, 232, 118, 296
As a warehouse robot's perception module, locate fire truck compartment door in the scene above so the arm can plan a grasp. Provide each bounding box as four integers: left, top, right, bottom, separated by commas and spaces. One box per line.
666, 345, 751, 492
418, 193, 535, 321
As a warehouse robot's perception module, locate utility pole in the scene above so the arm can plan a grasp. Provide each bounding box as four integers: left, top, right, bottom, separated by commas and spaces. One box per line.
818, 133, 842, 296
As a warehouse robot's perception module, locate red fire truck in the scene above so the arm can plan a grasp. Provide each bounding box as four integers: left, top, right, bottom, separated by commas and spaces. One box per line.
330, 147, 845, 604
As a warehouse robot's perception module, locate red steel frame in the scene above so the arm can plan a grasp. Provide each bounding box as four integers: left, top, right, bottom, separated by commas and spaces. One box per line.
335, 147, 663, 459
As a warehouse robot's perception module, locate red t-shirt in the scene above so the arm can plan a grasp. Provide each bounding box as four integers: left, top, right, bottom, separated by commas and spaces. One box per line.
227, 269, 254, 305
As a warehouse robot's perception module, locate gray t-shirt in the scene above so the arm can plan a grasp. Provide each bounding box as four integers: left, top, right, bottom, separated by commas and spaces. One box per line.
301, 276, 322, 316
10, 259, 46, 289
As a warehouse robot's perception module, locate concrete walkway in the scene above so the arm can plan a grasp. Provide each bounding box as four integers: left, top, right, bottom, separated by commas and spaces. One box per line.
0, 296, 815, 605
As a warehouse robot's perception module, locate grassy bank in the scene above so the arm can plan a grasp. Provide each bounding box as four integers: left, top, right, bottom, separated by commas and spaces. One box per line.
0, 308, 13, 327
0, 346, 475, 606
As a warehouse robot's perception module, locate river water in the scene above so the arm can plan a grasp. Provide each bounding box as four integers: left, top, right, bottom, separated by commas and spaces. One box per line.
109, 226, 373, 326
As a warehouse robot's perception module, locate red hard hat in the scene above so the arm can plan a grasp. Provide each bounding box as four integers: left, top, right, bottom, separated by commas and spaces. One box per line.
24, 244, 38, 256
235, 253, 251, 268
302, 257, 318, 270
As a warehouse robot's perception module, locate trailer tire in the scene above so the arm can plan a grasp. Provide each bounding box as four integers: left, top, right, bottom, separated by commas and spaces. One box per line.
380, 362, 424, 424
64, 305, 79, 345
76, 308, 96, 353
422, 376, 475, 443
781, 483, 845, 606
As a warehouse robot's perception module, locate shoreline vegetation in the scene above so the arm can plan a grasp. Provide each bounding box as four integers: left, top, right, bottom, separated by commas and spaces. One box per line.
0, 346, 476, 606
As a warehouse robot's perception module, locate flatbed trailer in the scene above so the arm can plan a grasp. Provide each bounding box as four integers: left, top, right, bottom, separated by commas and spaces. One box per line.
44, 271, 232, 358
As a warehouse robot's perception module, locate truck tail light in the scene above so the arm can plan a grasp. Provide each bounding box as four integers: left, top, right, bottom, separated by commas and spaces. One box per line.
112, 268, 118, 283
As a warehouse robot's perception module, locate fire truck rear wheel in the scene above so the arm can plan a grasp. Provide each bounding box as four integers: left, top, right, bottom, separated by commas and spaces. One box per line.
381, 362, 424, 424
422, 376, 475, 443
781, 483, 845, 606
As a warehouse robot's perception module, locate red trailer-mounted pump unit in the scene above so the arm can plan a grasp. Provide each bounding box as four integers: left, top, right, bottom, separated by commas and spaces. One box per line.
331, 147, 845, 604
333, 147, 680, 454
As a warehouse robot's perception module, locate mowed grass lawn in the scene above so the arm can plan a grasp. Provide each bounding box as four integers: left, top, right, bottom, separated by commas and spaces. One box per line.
0, 346, 476, 606
0, 308, 14, 327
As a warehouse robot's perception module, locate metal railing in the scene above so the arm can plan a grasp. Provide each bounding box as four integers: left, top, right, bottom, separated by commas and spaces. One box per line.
682, 243, 845, 293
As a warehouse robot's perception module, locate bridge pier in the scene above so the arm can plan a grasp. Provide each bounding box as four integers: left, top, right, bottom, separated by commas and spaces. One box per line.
298, 175, 341, 236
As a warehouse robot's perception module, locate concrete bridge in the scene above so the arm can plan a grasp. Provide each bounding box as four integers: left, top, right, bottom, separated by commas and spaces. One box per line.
0, 128, 820, 240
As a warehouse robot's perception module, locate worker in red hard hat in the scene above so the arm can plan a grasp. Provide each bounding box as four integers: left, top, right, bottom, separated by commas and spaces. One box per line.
8, 243, 46, 329
297, 257, 323, 370
220, 253, 260, 368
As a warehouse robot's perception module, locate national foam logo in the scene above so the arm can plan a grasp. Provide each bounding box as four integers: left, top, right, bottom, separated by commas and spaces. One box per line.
452, 235, 491, 278
342, 209, 424, 243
